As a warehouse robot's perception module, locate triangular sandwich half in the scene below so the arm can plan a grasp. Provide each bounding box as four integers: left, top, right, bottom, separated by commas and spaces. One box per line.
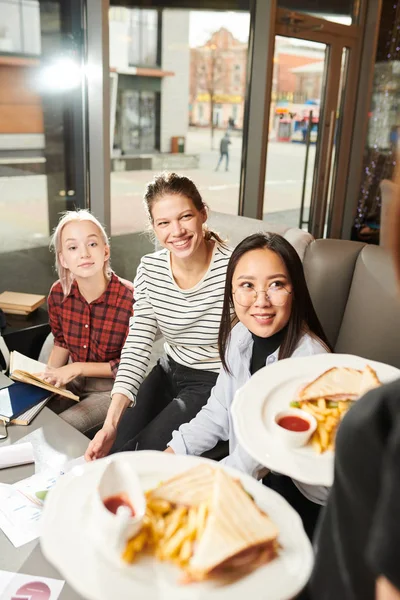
148, 463, 215, 506
298, 367, 362, 402
187, 468, 279, 581
359, 364, 381, 396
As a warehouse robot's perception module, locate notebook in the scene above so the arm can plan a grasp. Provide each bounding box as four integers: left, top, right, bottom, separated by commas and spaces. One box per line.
10, 351, 79, 402
0, 382, 51, 423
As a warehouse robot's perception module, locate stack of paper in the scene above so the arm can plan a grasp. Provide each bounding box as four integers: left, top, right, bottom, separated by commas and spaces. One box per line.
0, 291, 45, 315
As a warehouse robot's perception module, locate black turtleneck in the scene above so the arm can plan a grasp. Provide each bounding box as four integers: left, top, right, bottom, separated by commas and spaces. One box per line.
250, 326, 287, 375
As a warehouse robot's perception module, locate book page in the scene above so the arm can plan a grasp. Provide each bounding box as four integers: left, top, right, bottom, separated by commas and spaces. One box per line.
10, 352, 79, 401
10, 351, 47, 376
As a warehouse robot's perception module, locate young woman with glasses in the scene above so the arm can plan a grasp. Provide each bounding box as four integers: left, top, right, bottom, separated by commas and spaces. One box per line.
166, 232, 332, 539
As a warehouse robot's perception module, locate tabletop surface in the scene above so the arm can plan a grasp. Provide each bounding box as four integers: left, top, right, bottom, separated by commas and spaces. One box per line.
2, 306, 49, 335
0, 407, 89, 599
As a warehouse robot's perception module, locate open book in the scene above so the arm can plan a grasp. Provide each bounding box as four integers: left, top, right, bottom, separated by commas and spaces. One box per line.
9, 351, 79, 402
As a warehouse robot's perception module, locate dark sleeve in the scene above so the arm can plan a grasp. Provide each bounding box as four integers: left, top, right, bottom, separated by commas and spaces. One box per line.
367, 416, 400, 590
47, 289, 68, 349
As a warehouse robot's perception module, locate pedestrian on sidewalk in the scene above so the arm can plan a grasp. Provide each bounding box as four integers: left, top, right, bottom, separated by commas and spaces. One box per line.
215, 132, 231, 172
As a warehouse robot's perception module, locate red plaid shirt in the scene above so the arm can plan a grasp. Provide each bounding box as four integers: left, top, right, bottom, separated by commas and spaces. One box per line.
48, 273, 134, 378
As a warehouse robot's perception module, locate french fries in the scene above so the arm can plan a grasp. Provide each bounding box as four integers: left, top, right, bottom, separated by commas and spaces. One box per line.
298, 397, 352, 453
123, 493, 209, 568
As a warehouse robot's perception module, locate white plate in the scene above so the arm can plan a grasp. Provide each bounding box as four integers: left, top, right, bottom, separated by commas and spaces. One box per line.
40, 451, 313, 600
232, 354, 400, 487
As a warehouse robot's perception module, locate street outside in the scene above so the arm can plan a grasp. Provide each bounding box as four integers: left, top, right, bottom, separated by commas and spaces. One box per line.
1, 128, 315, 253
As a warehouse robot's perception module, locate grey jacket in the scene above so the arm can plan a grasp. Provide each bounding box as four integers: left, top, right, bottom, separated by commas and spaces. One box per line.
169, 322, 330, 504
220, 136, 231, 153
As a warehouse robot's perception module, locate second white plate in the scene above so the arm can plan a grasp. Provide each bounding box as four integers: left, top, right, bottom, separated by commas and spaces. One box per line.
232, 353, 400, 486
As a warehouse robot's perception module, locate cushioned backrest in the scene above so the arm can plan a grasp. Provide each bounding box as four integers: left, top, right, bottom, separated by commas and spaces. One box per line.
335, 244, 400, 368
303, 239, 366, 348
207, 211, 313, 260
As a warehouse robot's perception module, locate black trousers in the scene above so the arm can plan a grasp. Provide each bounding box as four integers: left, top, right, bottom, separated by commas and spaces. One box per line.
263, 474, 322, 600
110, 356, 218, 453
263, 473, 322, 542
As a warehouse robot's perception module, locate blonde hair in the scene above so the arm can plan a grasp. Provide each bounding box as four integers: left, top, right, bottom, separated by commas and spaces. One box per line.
50, 210, 111, 296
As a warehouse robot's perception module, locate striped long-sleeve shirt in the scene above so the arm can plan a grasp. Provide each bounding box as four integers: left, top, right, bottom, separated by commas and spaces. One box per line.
112, 242, 232, 403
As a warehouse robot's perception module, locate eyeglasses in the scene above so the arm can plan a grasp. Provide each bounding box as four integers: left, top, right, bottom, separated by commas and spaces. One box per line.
233, 285, 292, 307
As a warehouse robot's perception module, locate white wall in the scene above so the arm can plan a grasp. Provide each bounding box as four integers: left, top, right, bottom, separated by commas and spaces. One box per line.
160, 10, 190, 153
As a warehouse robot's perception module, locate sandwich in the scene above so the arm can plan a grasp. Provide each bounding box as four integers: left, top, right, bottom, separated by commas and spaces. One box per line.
297, 365, 381, 403
292, 364, 382, 454
359, 364, 381, 396
186, 467, 279, 581
126, 464, 279, 582
148, 463, 215, 506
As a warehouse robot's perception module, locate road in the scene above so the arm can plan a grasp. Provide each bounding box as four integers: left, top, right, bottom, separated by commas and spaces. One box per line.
1, 128, 315, 252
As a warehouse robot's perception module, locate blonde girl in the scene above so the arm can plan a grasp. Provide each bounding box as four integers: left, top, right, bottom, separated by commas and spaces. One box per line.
41, 210, 133, 435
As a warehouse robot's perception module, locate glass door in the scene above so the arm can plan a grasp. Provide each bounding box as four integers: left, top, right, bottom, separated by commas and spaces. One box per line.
263, 36, 327, 230
262, 9, 359, 238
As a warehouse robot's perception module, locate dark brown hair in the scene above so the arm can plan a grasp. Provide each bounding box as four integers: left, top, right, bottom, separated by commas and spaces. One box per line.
218, 232, 332, 372
143, 172, 224, 243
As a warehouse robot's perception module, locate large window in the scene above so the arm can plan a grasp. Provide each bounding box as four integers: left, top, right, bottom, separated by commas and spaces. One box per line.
351, 1, 400, 245
1, 0, 386, 301
262, 37, 326, 229
109, 6, 250, 239
0, 0, 89, 303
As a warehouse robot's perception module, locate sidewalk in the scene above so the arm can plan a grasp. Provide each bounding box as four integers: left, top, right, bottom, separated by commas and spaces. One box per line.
1, 129, 313, 252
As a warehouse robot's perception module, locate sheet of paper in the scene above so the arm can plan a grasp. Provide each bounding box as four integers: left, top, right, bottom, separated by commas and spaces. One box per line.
0, 442, 35, 470
0, 456, 86, 547
10, 352, 46, 377
0, 471, 57, 547
0, 569, 64, 600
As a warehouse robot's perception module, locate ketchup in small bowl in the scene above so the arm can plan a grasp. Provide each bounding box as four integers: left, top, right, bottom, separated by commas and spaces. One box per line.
277, 415, 310, 432
273, 408, 317, 448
